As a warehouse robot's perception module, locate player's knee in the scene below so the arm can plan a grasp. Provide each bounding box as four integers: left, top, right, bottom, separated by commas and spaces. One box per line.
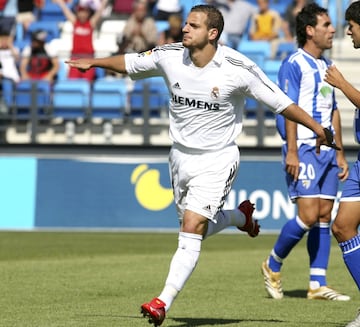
331, 220, 342, 241
299, 215, 318, 228
331, 218, 353, 242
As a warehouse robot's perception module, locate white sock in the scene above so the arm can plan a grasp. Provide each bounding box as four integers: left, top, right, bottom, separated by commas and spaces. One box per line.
204, 209, 246, 238
158, 232, 202, 311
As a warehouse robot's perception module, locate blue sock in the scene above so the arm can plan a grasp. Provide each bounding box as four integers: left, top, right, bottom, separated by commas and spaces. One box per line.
307, 223, 330, 288
269, 216, 309, 272
339, 234, 360, 290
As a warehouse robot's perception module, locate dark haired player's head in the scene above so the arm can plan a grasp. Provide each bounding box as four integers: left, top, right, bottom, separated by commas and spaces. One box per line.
345, 1, 360, 25
295, 3, 328, 48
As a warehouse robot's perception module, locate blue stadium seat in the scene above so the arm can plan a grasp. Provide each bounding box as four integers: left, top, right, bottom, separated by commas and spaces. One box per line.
13, 80, 51, 120
26, 21, 61, 44
275, 41, 296, 60
263, 59, 282, 83
237, 40, 272, 69
129, 77, 169, 118
91, 78, 127, 120
52, 79, 90, 119
38, 1, 67, 22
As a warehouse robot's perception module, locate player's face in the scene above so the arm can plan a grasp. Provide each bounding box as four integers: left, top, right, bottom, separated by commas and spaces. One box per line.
182, 11, 215, 49
347, 19, 360, 49
310, 13, 335, 50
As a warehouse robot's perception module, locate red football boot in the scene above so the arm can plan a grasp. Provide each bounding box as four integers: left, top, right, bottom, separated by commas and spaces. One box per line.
237, 200, 260, 237
141, 297, 166, 326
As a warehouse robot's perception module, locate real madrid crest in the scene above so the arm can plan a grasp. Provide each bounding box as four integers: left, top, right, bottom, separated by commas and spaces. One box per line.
211, 87, 219, 99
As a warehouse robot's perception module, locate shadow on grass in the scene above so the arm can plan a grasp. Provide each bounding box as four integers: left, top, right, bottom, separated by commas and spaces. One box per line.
283, 289, 308, 298
169, 317, 284, 326
81, 314, 343, 326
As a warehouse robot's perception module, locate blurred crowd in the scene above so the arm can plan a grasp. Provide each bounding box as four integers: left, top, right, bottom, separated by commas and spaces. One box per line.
0, 0, 335, 87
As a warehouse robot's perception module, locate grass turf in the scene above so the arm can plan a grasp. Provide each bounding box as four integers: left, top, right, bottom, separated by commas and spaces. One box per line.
0, 231, 358, 327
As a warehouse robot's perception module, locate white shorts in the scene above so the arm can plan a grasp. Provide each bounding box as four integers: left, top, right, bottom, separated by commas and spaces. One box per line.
169, 143, 240, 222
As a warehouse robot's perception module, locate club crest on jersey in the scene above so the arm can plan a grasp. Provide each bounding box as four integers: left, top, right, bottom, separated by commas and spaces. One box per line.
211, 87, 219, 99
302, 179, 311, 189
138, 49, 153, 57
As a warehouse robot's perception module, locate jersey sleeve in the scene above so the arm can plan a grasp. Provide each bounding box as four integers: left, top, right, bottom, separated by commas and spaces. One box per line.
277, 59, 301, 103
242, 63, 293, 114
275, 60, 301, 140
125, 49, 162, 80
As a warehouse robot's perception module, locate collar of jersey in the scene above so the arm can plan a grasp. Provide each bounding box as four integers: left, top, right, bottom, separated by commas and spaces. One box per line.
184, 45, 223, 67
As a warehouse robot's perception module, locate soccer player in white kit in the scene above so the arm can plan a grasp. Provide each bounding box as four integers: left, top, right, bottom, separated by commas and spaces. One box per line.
67, 5, 339, 326
261, 3, 349, 302
325, 1, 360, 326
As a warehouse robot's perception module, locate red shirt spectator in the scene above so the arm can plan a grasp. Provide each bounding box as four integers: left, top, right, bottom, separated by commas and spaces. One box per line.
72, 19, 94, 55
53, 0, 108, 81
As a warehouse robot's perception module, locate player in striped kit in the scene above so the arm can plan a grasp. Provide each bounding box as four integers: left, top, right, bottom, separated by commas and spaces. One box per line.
67, 4, 339, 326
262, 3, 349, 301
325, 1, 360, 326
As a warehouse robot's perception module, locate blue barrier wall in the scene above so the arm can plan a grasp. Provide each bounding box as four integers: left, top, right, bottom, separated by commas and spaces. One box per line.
0, 154, 344, 231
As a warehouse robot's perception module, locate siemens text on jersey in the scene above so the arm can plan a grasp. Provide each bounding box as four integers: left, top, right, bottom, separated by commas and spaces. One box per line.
171, 93, 220, 110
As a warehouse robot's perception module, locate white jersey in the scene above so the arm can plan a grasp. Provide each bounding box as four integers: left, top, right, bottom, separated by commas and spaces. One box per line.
276, 48, 337, 142
125, 43, 293, 151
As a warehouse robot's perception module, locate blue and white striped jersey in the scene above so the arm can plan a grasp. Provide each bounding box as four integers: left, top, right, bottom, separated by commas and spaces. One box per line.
125, 42, 293, 151
276, 48, 337, 143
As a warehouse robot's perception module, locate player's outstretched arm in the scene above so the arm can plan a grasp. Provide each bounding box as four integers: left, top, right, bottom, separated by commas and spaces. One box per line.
66, 55, 127, 74
281, 103, 340, 152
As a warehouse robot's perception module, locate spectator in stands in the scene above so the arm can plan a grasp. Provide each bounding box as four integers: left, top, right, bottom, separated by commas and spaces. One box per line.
0, 13, 20, 144
153, 0, 182, 21
249, 0, 282, 58
218, 0, 258, 49
249, 0, 282, 41
19, 29, 59, 82
53, 0, 108, 82
0, 26, 20, 83
117, 0, 157, 54
282, 0, 313, 42
157, 14, 183, 45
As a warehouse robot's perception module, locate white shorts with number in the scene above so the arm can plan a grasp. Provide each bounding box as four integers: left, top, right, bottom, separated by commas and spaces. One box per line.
169, 143, 240, 222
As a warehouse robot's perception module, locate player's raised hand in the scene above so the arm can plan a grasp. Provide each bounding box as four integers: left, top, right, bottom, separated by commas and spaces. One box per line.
65, 58, 92, 72
324, 65, 345, 89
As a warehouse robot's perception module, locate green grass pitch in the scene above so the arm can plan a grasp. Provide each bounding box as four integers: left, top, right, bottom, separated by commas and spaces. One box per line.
0, 231, 358, 326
